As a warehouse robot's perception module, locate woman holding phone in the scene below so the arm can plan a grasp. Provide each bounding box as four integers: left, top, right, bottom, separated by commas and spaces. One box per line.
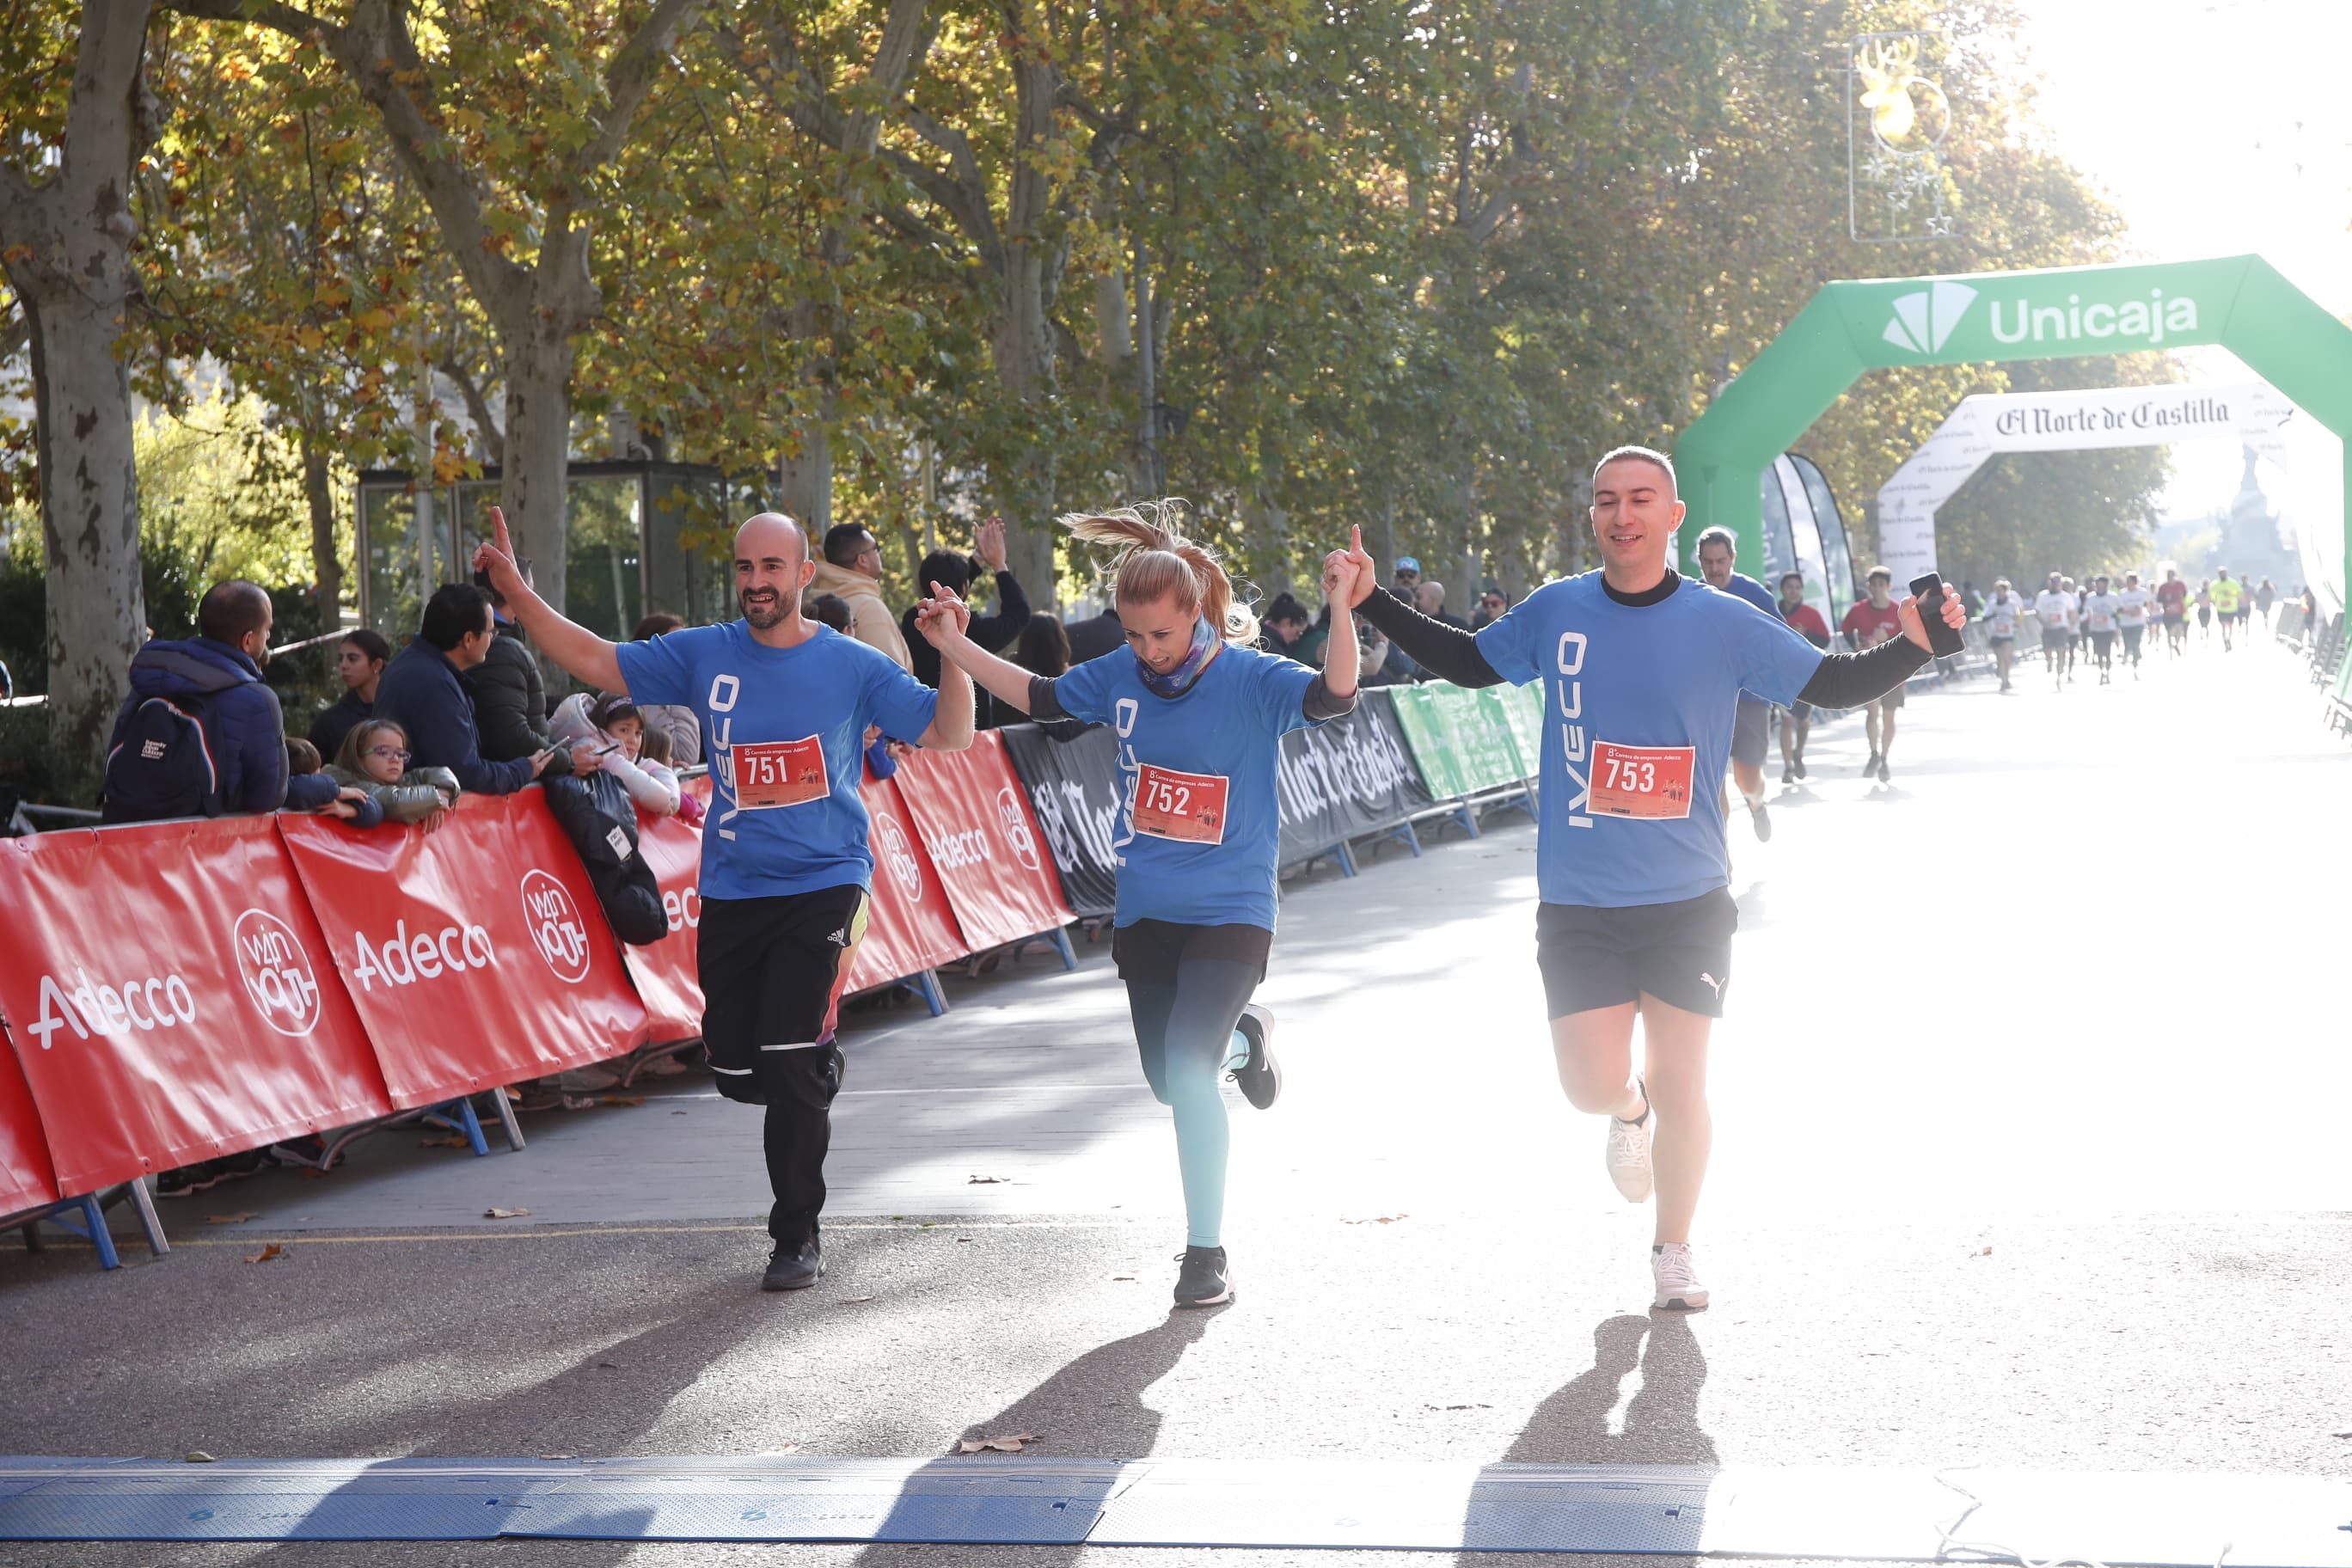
915, 504, 1358, 1307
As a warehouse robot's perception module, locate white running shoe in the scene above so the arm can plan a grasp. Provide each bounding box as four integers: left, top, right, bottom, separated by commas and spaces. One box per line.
1604, 1080, 1653, 1203
1651, 1242, 1709, 1311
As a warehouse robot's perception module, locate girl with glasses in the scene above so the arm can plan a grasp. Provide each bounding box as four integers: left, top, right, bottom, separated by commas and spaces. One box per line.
328, 719, 463, 828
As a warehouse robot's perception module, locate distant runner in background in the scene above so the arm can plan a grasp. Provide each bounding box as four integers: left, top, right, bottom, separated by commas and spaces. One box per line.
2034, 573, 2077, 691
2113, 572, 2152, 675
1775, 573, 1831, 776
1694, 526, 1780, 841
1838, 567, 1908, 782
2156, 569, 2190, 655
1978, 579, 2026, 693
2210, 570, 2243, 652
2080, 575, 2119, 685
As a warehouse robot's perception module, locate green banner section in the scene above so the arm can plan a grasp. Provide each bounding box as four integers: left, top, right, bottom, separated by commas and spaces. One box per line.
1388, 683, 1538, 800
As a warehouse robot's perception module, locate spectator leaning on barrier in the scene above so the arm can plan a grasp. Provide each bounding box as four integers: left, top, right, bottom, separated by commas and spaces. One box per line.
549, 691, 682, 818
467, 561, 572, 775
472, 505, 976, 1293
628, 612, 701, 767
279, 736, 382, 824
328, 718, 460, 827
899, 517, 1033, 727
375, 583, 588, 795
101, 579, 289, 824
809, 524, 913, 669
308, 628, 389, 763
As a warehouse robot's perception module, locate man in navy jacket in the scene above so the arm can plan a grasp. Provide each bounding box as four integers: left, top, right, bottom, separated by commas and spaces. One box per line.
107, 581, 289, 814
375, 584, 582, 795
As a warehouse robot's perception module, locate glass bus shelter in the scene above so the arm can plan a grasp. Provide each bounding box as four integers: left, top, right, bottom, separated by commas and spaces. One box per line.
353, 460, 762, 640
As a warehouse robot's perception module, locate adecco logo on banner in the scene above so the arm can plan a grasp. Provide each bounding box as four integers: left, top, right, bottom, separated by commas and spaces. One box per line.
232, 909, 327, 1037
1878, 272, 2208, 359
21, 967, 199, 1049
520, 868, 594, 983
873, 809, 923, 902
994, 785, 1042, 872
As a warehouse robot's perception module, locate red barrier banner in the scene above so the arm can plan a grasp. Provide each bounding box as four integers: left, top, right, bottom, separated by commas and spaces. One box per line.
846, 774, 967, 991
0, 1027, 60, 1216
279, 792, 648, 1106
622, 808, 706, 1042
893, 733, 1075, 952
0, 818, 395, 1192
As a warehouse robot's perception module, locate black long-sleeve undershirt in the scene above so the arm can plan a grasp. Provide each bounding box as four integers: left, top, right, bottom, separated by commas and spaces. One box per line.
1027, 671, 1356, 722
1356, 573, 1931, 708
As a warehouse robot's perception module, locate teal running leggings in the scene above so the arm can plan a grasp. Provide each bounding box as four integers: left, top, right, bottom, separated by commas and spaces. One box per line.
1123, 957, 1258, 1248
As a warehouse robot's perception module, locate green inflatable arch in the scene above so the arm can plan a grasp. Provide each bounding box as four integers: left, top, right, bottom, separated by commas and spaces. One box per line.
1675, 254, 2352, 589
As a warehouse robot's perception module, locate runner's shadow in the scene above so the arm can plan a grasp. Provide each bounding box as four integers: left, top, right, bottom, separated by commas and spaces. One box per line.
1459, 1309, 1716, 1566
849, 1307, 1218, 1565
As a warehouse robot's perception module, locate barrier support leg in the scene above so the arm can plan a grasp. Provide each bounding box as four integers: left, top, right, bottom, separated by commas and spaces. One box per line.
1497, 786, 1537, 825
1379, 820, 1423, 860
42, 1193, 123, 1271
1045, 926, 1078, 972
898, 970, 948, 1018
489, 1087, 528, 1153
1336, 841, 1360, 878
120, 1176, 168, 1258
456, 1098, 491, 1157
1452, 799, 1482, 839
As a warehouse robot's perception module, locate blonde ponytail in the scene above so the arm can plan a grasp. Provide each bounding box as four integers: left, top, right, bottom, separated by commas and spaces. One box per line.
1061, 499, 1259, 645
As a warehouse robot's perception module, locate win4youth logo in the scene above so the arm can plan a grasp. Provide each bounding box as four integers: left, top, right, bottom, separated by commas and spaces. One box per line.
1882, 280, 1978, 354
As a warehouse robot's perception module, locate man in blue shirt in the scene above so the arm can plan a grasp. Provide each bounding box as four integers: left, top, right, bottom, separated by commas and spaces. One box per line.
1694, 525, 1783, 843
1328, 445, 1960, 1313
474, 507, 975, 1292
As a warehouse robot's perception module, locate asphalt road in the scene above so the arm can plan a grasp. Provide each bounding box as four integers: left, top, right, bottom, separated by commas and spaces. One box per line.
3, 632, 2348, 1568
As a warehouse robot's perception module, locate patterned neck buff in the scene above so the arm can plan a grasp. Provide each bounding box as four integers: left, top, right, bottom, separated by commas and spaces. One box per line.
1136, 613, 1219, 698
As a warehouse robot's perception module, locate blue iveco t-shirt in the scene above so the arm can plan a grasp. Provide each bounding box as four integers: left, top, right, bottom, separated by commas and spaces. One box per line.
1476, 573, 1824, 910
1052, 642, 1319, 931
616, 622, 939, 900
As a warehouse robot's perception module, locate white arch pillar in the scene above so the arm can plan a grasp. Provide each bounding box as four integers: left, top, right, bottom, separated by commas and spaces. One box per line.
1877, 382, 2294, 583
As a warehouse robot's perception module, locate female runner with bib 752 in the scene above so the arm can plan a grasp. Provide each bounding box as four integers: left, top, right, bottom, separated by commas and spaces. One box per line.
916, 503, 1359, 1307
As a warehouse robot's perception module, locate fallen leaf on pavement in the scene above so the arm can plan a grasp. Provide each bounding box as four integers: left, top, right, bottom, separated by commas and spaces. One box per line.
204, 1212, 257, 1225
2331, 1430, 2352, 1439
957, 1433, 1037, 1455
1344, 1214, 1408, 1225
1979, 1246, 1994, 1256
538, 1454, 577, 1461
420, 1135, 470, 1148
186, 1451, 216, 1463
600, 1094, 646, 1107
758, 1445, 803, 1455
967, 1174, 1008, 1185
484, 1207, 530, 1219
842, 1295, 876, 1304
1110, 1274, 1136, 1282
243, 1244, 285, 1264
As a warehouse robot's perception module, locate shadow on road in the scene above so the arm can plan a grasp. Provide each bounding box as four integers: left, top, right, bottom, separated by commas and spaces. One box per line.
1459, 1308, 1716, 1566
848, 1306, 1218, 1565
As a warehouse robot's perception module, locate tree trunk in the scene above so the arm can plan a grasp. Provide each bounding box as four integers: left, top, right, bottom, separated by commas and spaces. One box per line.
29, 288, 145, 796
0, 0, 158, 796
991, 292, 1059, 604
778, 404, 834, 533
303, 429, 341, 623
499, 319, 578, 634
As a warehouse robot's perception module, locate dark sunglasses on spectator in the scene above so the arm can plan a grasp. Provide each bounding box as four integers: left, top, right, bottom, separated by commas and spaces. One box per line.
1481, 596, 1506, 607
367, 745, 411, 762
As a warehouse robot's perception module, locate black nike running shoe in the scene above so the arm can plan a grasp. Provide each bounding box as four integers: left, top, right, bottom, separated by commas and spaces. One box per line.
1173, 1245, 1234, 1308
1228, 1004, 1282, 1110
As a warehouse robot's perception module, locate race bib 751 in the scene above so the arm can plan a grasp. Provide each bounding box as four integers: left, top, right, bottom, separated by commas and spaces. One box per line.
732, 736, 828, 809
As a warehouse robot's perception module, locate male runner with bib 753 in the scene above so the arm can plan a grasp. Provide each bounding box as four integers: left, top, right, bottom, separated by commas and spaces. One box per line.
1326, 446, 1961, 1310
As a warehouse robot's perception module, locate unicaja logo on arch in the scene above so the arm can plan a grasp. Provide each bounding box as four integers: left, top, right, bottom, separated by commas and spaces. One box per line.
1883, 276, 2202, 356
1883, 281, 1977, 353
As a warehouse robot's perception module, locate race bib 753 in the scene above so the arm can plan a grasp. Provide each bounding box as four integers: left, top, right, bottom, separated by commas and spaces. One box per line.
1589, 741, 1694, 820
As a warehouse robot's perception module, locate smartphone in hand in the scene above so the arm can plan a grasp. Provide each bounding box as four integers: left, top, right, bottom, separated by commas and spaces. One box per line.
1908, 572, 1967, 658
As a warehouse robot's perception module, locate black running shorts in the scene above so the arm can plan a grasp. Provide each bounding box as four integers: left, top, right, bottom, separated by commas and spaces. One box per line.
1112, 919, 1272, 988
1535, 889, 1738, 1020
696, 885, 869, 1106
